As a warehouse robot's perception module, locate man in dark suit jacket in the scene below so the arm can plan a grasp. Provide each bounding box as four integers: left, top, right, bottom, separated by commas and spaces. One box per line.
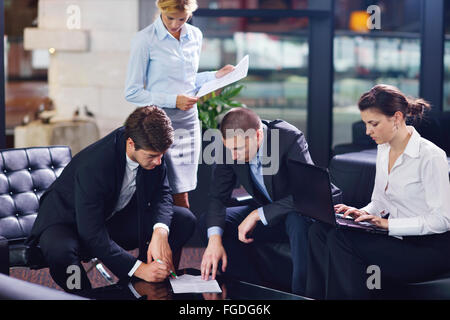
200, 108, 341, 295
27, 106, 196, 293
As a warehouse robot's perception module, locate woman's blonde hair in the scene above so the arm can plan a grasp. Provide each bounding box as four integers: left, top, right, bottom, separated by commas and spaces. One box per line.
156, 0, 198, 14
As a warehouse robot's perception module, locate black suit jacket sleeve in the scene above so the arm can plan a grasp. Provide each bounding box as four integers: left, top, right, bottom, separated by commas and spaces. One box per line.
151, 162, 173, 228
74, 165, 137, 279
206, 163, 237, 230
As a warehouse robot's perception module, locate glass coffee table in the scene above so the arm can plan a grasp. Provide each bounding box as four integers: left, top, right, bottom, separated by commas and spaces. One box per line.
77, 268, 309, 300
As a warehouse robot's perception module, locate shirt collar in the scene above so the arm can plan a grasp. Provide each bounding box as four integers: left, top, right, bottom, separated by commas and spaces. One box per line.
402, 126, 421, 159
126, 153, 139, 171
155, 15, 190, 41
180, 23, 190, 39
378, 126, 421, 158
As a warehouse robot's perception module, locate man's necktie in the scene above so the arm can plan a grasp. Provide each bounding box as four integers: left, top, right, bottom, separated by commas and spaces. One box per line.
249, 158, 272, 203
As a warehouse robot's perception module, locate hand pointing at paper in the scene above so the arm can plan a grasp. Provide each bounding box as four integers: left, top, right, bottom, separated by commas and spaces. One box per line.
196, 56, 249, 98
175, 64, 233, 110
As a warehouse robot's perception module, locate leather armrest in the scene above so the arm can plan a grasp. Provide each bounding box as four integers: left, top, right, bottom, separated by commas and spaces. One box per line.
0, 236, 9, 275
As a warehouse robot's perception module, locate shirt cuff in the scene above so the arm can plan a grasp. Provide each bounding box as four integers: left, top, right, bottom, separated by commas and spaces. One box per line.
197, 70, 217, 83
388, 217, 422, 236
128, 259, 142, 277
208, 71, 218, 81
207, 226, 224, 238
128, 282, 142, 299
153, 223, 170, 235
164, 94, 178, 109
257, 207, 268, 226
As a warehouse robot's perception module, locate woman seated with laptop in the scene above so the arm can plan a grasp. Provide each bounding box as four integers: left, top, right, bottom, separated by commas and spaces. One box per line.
306, 84, 450, 299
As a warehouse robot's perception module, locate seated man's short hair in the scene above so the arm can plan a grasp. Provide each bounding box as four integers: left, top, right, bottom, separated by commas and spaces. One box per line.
220, 107, 261, 138
125, 106, 174, 152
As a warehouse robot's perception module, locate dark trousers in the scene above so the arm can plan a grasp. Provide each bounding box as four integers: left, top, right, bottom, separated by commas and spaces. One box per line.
306, 222, 450, 299
39, 196, 196, 293
200, 205, 311, 295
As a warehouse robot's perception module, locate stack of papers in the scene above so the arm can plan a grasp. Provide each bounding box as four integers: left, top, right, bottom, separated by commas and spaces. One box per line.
169, 274, 222, 294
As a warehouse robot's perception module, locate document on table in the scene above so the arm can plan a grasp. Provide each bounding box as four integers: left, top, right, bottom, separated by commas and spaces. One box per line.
196, 55, 249, 97
169, 274, 222, 294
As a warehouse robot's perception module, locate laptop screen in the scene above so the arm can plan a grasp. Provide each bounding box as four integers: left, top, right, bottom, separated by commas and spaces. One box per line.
287, 159, 336, 226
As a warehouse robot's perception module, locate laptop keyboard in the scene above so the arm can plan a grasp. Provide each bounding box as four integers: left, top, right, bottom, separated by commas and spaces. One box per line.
335, 213, 353, 220
335, 213, 374, 227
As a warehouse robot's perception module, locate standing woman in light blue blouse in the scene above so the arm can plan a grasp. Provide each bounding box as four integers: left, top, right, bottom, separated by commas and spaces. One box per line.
124, 0, 234, 208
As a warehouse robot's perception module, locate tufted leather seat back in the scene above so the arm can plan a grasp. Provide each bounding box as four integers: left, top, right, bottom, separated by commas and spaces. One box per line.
0, 146, 71, 243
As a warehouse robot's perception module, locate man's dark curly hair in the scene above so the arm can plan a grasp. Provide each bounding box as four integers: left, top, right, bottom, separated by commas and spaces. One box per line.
124, 106, 174, 152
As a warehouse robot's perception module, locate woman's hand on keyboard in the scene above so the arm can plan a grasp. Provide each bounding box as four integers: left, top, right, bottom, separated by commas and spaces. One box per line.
334, 204, 367, 219
354, 214, 389, 230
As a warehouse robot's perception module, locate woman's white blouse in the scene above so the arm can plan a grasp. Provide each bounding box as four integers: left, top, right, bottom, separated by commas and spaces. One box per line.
361, 126, 450, 236
124, 15, 216, 108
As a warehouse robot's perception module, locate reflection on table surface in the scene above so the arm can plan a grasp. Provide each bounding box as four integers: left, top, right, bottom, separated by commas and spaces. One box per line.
77, 268, 308, 300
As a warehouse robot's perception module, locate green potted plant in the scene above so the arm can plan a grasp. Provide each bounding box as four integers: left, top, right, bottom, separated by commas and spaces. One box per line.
197, 83, 246, 129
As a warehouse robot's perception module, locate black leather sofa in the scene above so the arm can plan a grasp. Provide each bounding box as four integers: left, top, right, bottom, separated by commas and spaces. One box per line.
0, 146, 72, 274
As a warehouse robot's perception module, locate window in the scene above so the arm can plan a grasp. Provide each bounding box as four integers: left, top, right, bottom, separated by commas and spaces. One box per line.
443, 1, 450, 111
194, 8, 309, 132
332, 0, 421, 149
4, 0, 48, 145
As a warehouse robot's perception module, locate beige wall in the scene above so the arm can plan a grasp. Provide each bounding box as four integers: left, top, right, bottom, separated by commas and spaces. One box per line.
24, 0, 146, 137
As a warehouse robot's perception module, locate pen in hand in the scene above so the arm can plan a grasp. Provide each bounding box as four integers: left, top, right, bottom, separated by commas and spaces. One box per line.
156, 259, 178, 279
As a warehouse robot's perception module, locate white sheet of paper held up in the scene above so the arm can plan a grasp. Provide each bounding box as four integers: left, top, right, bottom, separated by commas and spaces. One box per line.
169, 274, 222, 294
196, 55, 249, 97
